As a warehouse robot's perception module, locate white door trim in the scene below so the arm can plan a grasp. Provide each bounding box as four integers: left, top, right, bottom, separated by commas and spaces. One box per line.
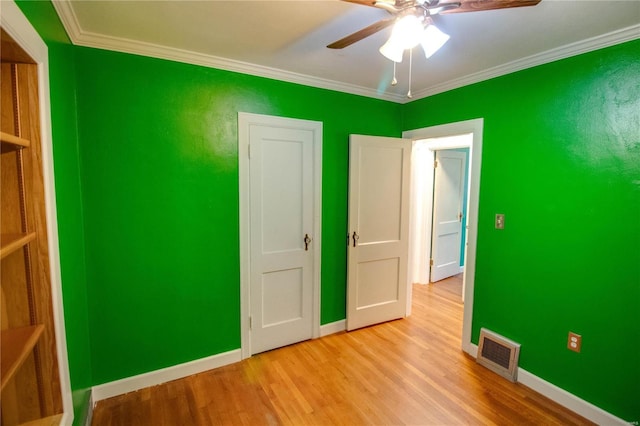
403, 118, 483, 356
238, 112, 322, 359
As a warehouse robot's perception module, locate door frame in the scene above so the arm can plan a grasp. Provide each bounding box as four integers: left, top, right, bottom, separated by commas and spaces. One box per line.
2, 1, 74, 423
238, 112, 322, 359
403, 118, 483, 356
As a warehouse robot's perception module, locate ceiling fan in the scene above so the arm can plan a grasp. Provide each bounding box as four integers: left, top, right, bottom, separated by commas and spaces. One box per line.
327, 0, 541, 97
327, 0, 541, 50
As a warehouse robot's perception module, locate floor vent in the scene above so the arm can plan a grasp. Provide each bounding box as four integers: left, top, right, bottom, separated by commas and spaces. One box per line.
476, 328, 521, 382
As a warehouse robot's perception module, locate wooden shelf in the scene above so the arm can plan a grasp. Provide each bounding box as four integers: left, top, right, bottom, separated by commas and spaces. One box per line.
0, 232, 37, 260
19, 413, 63, 426
0, 324, 45, 391
0, 131, 30, 152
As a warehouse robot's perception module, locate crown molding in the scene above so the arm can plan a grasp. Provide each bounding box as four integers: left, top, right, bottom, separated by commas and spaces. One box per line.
51, 0, 405, 103
409, 24, 640, 102
52, 0, 639, 105
52, 0, 82, 42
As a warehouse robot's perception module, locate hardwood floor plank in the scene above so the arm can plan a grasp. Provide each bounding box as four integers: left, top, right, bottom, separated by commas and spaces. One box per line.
92, 279, 594, 425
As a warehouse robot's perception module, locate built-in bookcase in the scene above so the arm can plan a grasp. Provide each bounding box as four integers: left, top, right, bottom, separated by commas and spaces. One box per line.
1, 28, 64, 426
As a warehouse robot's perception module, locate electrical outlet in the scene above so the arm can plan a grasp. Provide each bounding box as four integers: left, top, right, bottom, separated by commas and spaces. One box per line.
495, 214, 505, 229
567, 332, 582, 353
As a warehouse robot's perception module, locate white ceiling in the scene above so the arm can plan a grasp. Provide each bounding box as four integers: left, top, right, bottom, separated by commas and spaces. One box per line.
54, 0, 640, 103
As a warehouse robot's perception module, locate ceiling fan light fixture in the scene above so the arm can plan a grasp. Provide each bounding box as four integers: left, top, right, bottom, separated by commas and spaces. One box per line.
379, 14, 425, 62
379, 38, 404, 63
328, 0, 542, 92
392, 14, 424, 49
420, 24, 450, 58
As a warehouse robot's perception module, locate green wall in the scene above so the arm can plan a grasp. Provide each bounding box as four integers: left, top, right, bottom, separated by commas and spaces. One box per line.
404, 39, 640, 422
73, 47, 402, 384
15, 1, 640, 422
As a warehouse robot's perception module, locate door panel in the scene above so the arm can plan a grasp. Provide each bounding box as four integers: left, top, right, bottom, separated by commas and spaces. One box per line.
357, 146, 403, 243
347, 135, 412, 331
431, 150, 467, 282
262, 268, 303, 326
261, 138, 304, 252
356, 258, 400, 308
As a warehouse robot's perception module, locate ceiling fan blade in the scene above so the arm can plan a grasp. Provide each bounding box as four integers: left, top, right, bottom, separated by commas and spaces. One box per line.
341, 0, 378, 6
327, 17, 396, 49
340, 0, 395, 7
439, 0, 541, 14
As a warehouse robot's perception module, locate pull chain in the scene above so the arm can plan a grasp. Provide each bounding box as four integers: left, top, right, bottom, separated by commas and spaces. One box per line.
391, 61, 398, 86
407, 48, 413, 99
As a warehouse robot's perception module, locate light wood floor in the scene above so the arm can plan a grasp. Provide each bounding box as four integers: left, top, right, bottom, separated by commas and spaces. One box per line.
92, 277, 592, 425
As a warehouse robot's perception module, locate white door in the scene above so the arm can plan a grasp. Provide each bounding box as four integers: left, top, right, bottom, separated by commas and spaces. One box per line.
347, 135, 412, 331
246, 115, 321, 355
430, 150, 467, 282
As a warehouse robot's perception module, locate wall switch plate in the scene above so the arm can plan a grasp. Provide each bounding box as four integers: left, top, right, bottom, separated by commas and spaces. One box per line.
567, 332, 582, 353
495, 214, 505, 229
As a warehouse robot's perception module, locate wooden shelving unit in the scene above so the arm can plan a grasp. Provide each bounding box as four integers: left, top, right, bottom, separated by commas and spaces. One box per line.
17, 415, 63, 426
0, 233, 37, 260
1, 132, 30, 152
1, 29, 64, 426
0, 325, 45, 391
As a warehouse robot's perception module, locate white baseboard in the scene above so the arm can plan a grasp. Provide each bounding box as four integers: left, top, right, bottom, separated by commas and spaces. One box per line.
464, 342, 479, 358
92, 348, 242, 402
517, 370, 628, 425
320, 320, 346, 337
465, 343, 627, 425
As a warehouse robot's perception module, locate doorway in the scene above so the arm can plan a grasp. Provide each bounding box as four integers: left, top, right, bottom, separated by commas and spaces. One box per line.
404, 119, 483, 356
431, 148, 469, 284
409, 136, 471, 289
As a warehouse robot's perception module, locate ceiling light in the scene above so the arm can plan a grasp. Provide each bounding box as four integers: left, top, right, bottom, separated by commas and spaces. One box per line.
379, 38, 405, 63
379, 16, 450, 98
393, 15, 424, 49
420, 24, 450, 58
379, 14, 424, 62
379, 16, 449, 63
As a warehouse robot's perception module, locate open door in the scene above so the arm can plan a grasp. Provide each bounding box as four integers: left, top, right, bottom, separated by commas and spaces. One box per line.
347, 135, 412, 331
430, 150, 467, 282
